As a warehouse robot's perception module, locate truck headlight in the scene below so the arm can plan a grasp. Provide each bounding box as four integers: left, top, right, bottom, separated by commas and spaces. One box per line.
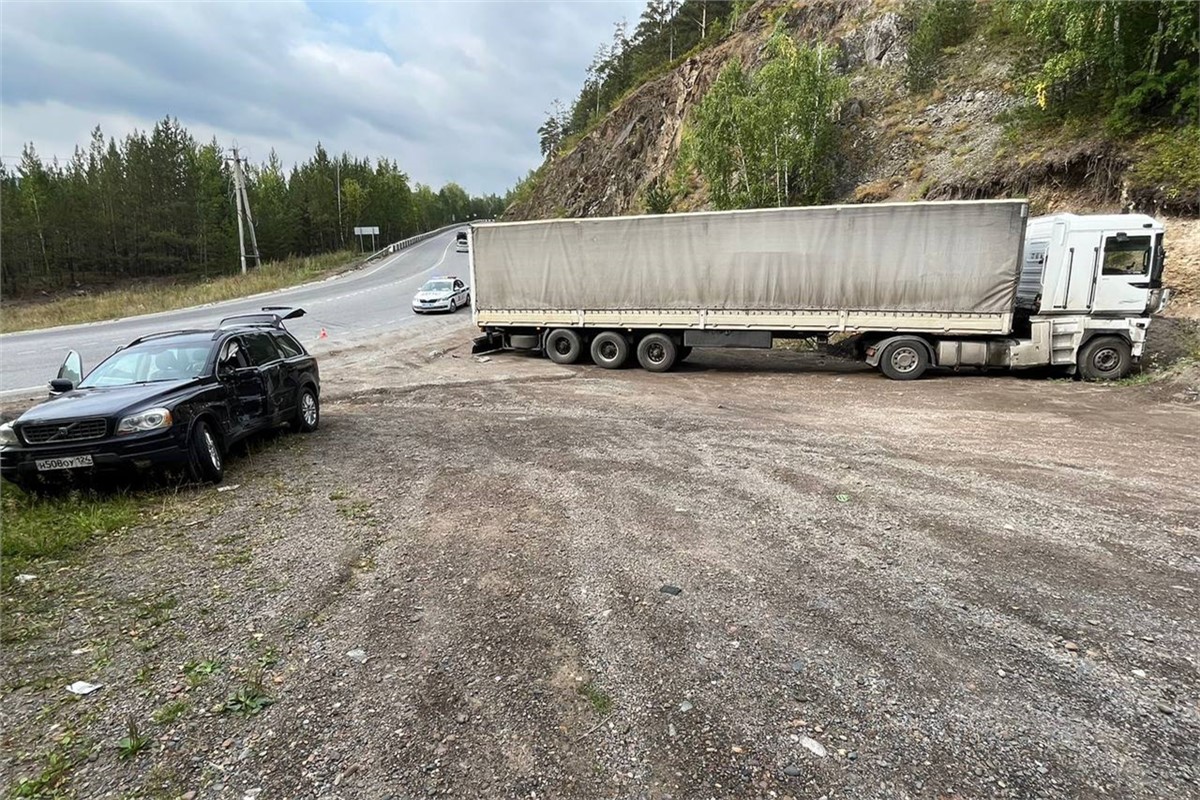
0, 422, 18, 447
117, 408, 173, 434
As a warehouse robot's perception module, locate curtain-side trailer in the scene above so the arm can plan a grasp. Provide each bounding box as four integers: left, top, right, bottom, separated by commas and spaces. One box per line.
469, 200, 1169, 381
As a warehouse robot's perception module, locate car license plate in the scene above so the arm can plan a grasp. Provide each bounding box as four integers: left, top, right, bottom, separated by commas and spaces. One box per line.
35, 455, 94, 471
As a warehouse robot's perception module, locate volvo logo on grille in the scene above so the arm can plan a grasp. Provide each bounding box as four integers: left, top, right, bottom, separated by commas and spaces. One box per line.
49, 423, 76, 441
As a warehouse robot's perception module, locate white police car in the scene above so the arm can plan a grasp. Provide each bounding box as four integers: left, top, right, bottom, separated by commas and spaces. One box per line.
412, 276, 470, 314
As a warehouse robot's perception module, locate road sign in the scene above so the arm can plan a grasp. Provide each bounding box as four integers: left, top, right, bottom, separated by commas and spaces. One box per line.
353, 226, 380, 235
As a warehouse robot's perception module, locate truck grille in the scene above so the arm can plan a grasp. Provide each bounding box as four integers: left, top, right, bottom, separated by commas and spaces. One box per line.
22, 418, 108, 444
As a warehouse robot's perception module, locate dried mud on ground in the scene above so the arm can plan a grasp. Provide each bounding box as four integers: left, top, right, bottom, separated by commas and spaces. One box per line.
2, 318, 1198, 800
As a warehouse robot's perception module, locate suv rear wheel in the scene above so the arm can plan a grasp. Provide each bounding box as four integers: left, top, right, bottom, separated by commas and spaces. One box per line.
295, 386, 320, 432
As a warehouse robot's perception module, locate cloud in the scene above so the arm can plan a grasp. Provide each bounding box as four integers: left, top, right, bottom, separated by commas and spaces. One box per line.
0, 0, 642, 194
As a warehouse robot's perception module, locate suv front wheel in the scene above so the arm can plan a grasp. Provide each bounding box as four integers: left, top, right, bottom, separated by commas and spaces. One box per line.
188, 420, 224, 484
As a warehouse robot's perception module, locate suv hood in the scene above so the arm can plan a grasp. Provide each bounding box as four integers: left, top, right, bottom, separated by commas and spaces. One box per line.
17, 379, 197, 423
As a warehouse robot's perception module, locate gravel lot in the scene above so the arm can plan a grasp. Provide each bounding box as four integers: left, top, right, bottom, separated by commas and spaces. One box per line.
2, 317, 1198, 799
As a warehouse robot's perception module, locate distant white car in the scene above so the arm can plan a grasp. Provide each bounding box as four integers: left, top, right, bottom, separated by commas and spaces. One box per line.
412, 276, 470, 314
455, 231, 469, 253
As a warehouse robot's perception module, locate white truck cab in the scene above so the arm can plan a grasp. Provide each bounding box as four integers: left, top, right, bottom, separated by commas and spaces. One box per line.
1019, 213, 1167, 317
1007, 213, 1168, 378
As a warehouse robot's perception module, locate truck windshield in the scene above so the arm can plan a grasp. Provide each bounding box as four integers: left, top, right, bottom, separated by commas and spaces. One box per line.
1102, 235, 1152, 276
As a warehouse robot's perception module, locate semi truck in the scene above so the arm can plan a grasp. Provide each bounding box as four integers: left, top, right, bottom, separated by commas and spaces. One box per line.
469, 200, 1168, 381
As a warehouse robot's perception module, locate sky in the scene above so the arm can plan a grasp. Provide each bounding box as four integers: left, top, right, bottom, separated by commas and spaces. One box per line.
0, 0, 643, 196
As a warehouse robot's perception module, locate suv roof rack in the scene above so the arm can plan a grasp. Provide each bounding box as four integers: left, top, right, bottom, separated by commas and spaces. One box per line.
217, 307, 306, 332
125, 329, 212, 347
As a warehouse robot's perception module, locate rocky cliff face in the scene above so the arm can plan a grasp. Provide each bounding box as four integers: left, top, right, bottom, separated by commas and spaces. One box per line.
506, 0, 1194, 223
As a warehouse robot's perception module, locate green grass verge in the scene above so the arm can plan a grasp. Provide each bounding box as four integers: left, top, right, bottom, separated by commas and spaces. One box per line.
1, 482, 143, 580
0, 250, 361, 334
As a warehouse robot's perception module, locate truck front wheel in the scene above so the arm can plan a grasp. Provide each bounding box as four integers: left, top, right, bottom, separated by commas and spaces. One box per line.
636, 333, 678, 372
878, 339, 930, 380
1077, 336, 1132, 381
545, 329, 584, 364
590, 331, 630, 369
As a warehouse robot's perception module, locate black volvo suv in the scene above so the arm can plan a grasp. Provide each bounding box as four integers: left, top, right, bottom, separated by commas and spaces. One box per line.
0, 309, 320, 487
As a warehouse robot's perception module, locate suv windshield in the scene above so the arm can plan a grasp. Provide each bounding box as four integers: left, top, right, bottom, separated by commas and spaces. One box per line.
421, 280, 453, 292
80, 341, 213, 388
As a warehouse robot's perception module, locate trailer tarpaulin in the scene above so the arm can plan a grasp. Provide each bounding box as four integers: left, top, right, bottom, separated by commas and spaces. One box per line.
472, 200, 1026, 314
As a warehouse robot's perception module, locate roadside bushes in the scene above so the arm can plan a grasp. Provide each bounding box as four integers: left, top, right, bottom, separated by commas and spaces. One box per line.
684, 32, 847, 209
905, 0, 977, 93
1005, 0, 1199, 135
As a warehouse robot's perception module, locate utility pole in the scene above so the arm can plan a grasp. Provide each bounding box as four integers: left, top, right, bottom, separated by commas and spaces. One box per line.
229, 146, 261, 274
336, 160, 343, 247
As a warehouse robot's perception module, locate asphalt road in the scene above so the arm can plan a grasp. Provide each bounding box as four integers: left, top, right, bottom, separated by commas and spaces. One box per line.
0, 228, 469, 398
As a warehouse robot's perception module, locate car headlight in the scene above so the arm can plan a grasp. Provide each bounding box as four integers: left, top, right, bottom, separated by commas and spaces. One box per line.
117, 408, 173, 434
0, 422, 18, 447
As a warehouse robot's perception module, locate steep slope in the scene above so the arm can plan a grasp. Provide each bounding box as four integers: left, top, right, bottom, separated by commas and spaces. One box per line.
508, 0, 1195, 216
506, 0, 1198, 311
507, 0, 867, 219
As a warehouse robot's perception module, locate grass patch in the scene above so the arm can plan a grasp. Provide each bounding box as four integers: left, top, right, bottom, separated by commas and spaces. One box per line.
182, 659, 221, 686
335, 498, 374, 523
1129, 125, 1200, 209
150, 699, 191, 725
853, 178, 897, 203
7, 727, 91, 798
116, 717, 151, 760
8, 749, 73, 798
1, 250, 360, 334
1, 483, 142, 580
579, 682, 613, 716
222, 680, 274, 717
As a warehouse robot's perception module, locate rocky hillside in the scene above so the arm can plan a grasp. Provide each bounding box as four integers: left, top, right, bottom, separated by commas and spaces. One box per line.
508, 0, 1196, 218
506, 0, 1198, 311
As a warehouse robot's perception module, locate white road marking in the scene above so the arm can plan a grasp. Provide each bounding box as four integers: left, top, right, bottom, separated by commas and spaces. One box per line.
427, 239, 456, 274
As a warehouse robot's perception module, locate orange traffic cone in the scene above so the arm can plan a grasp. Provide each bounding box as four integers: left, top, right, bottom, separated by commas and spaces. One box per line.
319, 328, 328, 340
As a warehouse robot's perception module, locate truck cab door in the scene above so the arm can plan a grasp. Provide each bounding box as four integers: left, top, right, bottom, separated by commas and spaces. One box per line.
1090, 231, 1155, 314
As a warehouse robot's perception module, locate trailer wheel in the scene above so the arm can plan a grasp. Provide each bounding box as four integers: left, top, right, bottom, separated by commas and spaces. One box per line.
1077, 336, 1132, 381
590, 331, 630, 369
878, 338, 930, 381
636, 333, 678, 372
545, 328, 584, 364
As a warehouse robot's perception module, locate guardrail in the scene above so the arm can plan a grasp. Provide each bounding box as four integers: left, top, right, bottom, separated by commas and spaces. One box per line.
365, 219, 494, 262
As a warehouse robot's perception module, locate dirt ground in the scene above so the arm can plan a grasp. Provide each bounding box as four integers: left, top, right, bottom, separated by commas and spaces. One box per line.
2, 317, 1198, 800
